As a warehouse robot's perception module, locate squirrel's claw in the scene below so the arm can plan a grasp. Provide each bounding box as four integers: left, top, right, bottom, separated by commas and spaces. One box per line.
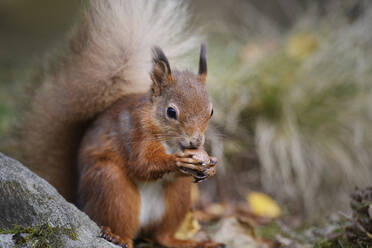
193, 160, 217, 183
176, 157, 205, 166
100, 226, 129, 248
193, 175, 208, 183
177, 164, 206, 177
208, 156, 218, 166
176, 161, 206, 172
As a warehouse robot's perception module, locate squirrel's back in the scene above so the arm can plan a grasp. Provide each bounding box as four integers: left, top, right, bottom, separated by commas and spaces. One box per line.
18, 0, 201, 202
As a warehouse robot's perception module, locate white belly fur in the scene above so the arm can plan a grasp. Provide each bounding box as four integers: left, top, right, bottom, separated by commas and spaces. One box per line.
138, 180, 165, 228
137, 142, 180, 228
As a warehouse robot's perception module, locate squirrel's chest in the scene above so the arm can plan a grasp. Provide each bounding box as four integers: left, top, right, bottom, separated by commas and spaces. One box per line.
136, 174, 174, 228
136, 142, 179, 228
137, 180, 165, 228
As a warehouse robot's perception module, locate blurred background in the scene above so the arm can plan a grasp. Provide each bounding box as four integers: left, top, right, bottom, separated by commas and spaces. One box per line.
1, 0, 371, 232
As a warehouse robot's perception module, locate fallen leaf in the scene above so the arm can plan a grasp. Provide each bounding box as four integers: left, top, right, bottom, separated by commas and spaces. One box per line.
209, 217, 263, 248
247, 192, 281, 219
236, 203, 273, 225
174, 211, 201, 240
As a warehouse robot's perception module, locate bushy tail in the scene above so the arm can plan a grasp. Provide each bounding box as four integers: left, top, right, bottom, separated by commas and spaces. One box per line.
19, 0, 201, 202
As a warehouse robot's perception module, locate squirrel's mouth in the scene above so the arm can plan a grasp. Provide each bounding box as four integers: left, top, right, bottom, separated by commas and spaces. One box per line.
178, 143, 187, 151
178, 142, 198, 151
178, 141, 194, 152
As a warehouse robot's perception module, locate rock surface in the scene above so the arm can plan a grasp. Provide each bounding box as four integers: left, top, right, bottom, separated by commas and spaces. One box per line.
0, 152, 116, 248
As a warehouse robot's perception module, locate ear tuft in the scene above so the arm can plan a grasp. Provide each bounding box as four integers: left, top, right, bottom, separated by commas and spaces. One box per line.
198, 43, 207, 83
153, 46, 171, 75
151, 46, 172, 97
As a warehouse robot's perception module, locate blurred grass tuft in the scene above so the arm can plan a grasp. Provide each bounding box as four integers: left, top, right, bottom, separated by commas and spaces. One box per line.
206, 1, 372, 216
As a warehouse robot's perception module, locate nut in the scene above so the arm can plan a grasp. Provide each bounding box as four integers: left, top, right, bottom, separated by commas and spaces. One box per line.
184, 148, 210, 166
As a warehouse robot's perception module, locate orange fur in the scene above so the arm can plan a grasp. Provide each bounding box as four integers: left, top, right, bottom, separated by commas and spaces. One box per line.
16, 0, 201, 203
76, 48, 223, 247
15, 1, 221, 246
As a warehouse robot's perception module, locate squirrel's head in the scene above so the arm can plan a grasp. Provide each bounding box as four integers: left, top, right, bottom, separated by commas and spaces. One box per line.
149, 44, 213, 151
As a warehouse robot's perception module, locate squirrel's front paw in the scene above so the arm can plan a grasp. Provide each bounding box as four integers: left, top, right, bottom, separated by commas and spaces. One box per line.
100, 226, 130, 248
194, 156, 218, 183
175, 152, 207, 178
175, 149, 217, 183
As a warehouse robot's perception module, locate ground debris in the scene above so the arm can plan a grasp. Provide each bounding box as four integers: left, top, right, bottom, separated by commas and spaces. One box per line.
345, 187, 372, 246
312, 187, 372, 247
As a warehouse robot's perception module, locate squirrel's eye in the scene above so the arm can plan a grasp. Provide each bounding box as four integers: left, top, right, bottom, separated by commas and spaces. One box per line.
167, 107, 177, 120
210, 109, 214, 117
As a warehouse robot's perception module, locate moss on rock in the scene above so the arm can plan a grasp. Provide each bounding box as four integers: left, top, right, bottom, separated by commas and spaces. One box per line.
0, 223, 78, 248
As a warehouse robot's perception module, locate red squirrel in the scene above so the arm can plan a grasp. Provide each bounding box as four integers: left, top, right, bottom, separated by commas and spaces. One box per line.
17, 1, 224, 247
78, 46, 221, 248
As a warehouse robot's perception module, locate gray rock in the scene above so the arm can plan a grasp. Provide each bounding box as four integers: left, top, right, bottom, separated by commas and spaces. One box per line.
0, 152, 116, 248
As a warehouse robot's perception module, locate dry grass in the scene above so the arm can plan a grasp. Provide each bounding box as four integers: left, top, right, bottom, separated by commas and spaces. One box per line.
207, 1, 372, 215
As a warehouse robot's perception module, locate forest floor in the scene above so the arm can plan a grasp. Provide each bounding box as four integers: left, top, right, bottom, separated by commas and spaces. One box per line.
132, 187, 372, 248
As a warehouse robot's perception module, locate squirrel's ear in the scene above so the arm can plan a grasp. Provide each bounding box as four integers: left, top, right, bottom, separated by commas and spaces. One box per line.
151, 47, 172, 96
198, 43, 207, 83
